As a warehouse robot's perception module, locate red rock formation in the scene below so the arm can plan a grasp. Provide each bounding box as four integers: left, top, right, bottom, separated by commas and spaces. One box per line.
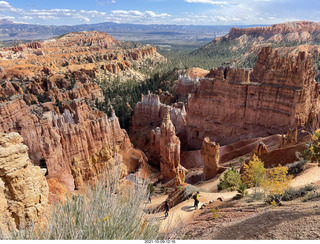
251, 141, 268, 157
175, 164, 188, 187
176, 74, 199, 98
200, 137, 226, 181
27, 41, 42, 49
0, 98, 145, 190
159, 110, 181, 180
186, 47, 319, 149
47, 178, 69, 204
131, 93, 187, 136
130, 93, 187, 168
279, 128, 298, 148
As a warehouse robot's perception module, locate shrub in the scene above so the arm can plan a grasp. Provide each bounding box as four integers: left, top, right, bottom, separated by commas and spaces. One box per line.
236, 183, 248, 199
246, 192, 264, 203
262, 164, 293, 205
302, 129, 320, 165
160, 186, 168, 194
218, 166, 242, 191
302, 190, 320, 202
148, 183, 155, 195
182, 185, 200, 200
211, 208, 221, 221
287, 160, 307, 175
0, 163, 164, 240
282, 185, 315, 201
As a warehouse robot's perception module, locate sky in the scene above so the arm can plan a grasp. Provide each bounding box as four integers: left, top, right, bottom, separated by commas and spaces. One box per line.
1, 0, 320, 26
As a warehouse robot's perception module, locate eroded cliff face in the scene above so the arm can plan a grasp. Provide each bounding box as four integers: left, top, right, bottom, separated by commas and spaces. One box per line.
0, 97, 145, 189
186, 47, 319, 148
0, 132, 48, 229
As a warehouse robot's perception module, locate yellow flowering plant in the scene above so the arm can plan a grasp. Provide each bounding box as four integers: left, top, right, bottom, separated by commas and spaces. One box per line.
262, 164, 293, 205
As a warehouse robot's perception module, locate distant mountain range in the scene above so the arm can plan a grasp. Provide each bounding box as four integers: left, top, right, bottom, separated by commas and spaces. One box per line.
0, 19, 264, 46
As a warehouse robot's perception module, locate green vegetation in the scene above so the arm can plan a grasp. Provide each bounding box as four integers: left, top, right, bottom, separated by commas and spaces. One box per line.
95, 62, 178, 130
282, 185, 316, 201
302, 129, 320, 165
218, 166, 242, 191
236, 183, 248, 199
0, 163, 166, 240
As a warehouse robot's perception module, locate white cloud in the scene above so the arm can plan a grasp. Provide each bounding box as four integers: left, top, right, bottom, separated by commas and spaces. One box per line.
0, 15, 15, 20
107, 10, 171, 23
0, 0, 318, 26
96, 1, 116, 7
21, 16, 33, 20
38, 15, 59, 20
185, 0, 228, 5
0, 1, 13, 9
81, 17, 91, 23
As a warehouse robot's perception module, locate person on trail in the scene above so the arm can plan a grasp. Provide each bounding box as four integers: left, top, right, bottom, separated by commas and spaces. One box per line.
193, 191, 200, 210
164, 200, 170, 218
148, 195, 151, 204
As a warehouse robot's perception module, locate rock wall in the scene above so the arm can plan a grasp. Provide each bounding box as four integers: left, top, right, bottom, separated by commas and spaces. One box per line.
0, 132, 48, 229
0, 98, 144, 189
186, 47, 319, 149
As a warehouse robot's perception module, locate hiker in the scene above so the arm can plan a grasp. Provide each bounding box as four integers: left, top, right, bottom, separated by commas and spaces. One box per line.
193, 191, 200, 209
164, 200, 170, 218
148, 195, 151, 204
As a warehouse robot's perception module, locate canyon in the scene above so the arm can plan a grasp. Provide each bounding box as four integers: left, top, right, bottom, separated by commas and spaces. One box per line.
1, 22, 320, 240
0, 31, 163, 193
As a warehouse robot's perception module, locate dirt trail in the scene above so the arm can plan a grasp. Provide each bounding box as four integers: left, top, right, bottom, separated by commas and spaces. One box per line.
148, 164, 320, 235
149, 190, 238, 232
291, 164, 320, 187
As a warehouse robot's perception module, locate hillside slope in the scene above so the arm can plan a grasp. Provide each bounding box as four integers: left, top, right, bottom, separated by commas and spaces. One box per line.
191, 21, 320, 78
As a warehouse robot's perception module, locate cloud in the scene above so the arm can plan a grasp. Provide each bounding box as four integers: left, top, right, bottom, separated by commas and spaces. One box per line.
96, 1, 116, 7
96, 0, 116, 7
21, 16, 33, 20
106, 10, 171, 24
185, 0, 228, 5
0, 0, 319, 26
0, 1, 107, 24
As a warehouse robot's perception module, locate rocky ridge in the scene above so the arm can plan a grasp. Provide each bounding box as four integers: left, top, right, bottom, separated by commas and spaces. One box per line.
193, 21, 320, 79
0, 31, 165, 105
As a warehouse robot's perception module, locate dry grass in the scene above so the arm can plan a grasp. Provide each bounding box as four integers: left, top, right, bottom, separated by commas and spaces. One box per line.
0, 160, 167, 240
